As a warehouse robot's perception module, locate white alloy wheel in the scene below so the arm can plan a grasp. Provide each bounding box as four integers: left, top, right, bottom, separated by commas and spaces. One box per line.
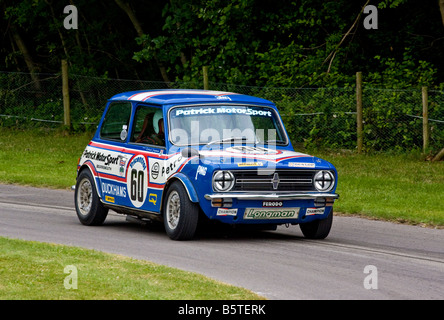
163, 181, 199, 240
77, 177, 92, 216
166, 190, 181, 230
74, 170, 108, 226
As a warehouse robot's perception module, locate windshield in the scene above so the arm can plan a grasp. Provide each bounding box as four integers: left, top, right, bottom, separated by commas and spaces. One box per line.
168, 105, 288, 146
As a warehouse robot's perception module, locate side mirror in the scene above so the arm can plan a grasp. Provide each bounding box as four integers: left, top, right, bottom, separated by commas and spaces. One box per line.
181, 147, 200, 158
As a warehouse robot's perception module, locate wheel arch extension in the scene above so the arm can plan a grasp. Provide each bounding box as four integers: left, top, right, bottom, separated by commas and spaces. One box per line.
77, 162, 103, 199
161, 173, 199, 210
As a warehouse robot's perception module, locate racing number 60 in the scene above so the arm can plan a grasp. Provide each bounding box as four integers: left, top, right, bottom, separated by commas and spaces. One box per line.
130, 169, 144, 202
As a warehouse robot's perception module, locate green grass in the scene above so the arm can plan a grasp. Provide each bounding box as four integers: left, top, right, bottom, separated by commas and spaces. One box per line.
0, 128, 92, 188
316, 151, 444, 227
0, 237, 263, 300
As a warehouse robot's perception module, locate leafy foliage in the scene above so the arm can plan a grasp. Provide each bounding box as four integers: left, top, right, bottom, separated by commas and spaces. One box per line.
1, 0, 443, 87
1, 0, 443, 151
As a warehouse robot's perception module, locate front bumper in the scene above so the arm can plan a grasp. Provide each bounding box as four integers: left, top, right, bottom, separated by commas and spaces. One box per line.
205, 192, 339, 207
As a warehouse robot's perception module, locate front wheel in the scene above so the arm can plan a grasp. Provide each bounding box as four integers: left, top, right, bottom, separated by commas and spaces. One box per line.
300, 209, 333, 239
163, 181, 199, 240
74, 169, 108, 226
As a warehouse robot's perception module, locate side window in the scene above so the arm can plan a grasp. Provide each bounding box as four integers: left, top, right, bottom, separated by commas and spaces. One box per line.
131, 105, 165, 147
100, 102, 132, 141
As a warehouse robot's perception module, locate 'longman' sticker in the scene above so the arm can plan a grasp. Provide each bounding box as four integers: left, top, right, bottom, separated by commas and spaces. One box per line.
244, 208, 299, 219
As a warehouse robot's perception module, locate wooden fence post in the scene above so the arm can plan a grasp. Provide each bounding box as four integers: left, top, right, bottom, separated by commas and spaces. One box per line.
356, 71, 363, 154
432, 147, 444, 161
203, 66, 209, 90
422, 86, 429, 153
61, 59, 71, 129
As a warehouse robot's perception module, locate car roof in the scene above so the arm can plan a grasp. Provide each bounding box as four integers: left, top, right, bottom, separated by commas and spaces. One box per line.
109, 89, 273, 106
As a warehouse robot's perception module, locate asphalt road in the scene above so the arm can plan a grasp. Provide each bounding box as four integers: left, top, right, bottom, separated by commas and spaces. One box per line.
0, 184, 443, 300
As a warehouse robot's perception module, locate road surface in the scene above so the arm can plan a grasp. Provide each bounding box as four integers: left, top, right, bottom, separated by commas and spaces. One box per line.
0, 184, 443, 299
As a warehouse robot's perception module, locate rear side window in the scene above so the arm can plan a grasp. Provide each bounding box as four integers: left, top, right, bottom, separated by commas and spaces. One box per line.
100, 102, 132, 141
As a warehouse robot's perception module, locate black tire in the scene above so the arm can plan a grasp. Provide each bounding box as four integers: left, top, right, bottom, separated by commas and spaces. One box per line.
300, 209, 333, 239
163, 181, 199, 240
74, 169, 108, 226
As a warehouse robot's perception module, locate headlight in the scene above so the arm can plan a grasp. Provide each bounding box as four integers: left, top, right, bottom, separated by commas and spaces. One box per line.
213, 171, 235, 192
314, 171, 335, 192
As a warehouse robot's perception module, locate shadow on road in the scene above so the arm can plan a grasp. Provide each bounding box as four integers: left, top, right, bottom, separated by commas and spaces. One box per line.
101, 212, 305, 242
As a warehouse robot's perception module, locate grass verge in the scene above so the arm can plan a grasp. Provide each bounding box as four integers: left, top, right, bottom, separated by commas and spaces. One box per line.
0, 237, 264, 300
316, 151, 444, 227
0, 128, 91, 188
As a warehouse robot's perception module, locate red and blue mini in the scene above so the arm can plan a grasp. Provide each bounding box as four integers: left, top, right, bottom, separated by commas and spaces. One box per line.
75, 90, 339, 240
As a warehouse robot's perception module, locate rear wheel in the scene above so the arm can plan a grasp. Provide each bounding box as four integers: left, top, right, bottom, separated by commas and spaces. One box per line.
75, 169, 108, 226
163, 181, 199, 240
300, 209, 333, 239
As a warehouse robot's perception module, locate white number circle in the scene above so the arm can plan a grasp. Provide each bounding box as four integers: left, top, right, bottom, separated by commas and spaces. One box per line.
126, 155, 148, 208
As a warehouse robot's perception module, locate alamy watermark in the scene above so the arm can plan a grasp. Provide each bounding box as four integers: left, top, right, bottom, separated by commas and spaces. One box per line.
63, 5, 78, 30
63, 4, 377, 30
64, 265, 78, 289
363, 265, 378, 290
363, 5, 378, 30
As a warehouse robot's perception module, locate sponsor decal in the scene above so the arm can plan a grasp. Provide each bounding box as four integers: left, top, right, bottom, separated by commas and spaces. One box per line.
162, 155, 183, 176
97, 164, 112, 171
174, 106, 272, 117
120, 125, 128, 141
80, 145, 132, 179
119, 157, 127, 177
227, 146, 279, 155
237, 162, 263, 167
288, 162, 315, 168
216, 208, 238, 216
149, 154, 187, 184
244, 208, 299, 220
216, 95, 231, 101
151, 162, 160, 179
305, 207, 325, 216
105, 195, 115, 203
195, 165, 207, 180
82, 150, 120, 166
101, 182, 127, 198
148, 193, 157, 206
262, 201, 283, 207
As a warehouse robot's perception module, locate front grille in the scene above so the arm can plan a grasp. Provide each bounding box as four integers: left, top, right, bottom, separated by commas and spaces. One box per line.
232, 170, 316, 192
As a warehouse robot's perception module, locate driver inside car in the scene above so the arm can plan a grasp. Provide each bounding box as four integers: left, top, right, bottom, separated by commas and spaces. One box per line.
135, 109, 165, 146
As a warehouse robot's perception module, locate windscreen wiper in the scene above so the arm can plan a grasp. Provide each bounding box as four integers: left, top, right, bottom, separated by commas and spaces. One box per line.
206, 136, 249, 146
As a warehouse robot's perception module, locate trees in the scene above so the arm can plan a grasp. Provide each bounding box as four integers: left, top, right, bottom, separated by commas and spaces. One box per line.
0, 0, 443, 89
131, 0, 444, 88
1, 0, 162, 79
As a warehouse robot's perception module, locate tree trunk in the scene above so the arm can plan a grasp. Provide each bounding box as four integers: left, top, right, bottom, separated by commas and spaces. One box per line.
11, 28, 42, 92
114, 0, 144, 37
439, 0, 444, 27
114, 0, 171, 83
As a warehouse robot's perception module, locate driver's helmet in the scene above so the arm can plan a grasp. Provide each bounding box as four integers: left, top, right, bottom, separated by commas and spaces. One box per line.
153, 109, 163, 134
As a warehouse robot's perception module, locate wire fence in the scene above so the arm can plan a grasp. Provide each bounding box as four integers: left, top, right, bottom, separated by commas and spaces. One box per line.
1, 70, 443, 153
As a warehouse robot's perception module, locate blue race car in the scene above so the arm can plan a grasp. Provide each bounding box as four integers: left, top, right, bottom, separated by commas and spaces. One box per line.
74, 90, 339, 240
